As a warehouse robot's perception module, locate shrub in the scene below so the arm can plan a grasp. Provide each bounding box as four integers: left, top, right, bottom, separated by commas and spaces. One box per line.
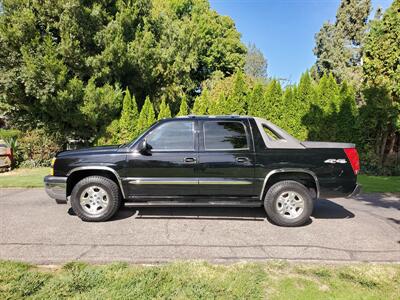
17, 129, 61, 167
94, 119, 120, 146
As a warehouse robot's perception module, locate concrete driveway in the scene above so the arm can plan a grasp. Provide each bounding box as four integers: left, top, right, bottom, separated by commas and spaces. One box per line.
0, 188, 399, 264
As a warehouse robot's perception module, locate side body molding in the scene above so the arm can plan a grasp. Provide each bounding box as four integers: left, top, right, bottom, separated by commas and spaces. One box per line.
67, 166, 126, 199
259, 168, 320, 200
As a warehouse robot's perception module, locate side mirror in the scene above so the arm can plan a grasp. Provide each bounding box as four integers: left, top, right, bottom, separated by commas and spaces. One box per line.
138, 139, 152, 154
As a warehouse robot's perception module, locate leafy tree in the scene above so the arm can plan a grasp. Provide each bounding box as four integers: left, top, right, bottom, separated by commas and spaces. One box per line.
244, 43, 267, 79
361, 0, 400, 165
177, 94, 189, 116
136, 96, 156, 135
90, 0, 246, 105
157, 97, 172, 120
119, 89, 139, 142
0, 0, 246, 142
313, 0, 371, 88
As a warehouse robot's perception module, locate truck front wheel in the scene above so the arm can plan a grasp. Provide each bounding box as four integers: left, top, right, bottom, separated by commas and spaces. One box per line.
264, 180, 313, 227
70, 176, 121, 222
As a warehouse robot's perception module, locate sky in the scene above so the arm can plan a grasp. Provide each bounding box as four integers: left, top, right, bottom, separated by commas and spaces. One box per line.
209, 0, 393, 83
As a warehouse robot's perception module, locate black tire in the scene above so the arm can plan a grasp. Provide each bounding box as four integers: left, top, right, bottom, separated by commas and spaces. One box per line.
264, 180, 313, 227
70, 176, 121, 222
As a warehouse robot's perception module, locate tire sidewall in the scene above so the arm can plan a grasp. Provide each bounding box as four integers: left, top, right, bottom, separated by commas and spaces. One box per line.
264, 181, 313, 227
71, 176, 120, 222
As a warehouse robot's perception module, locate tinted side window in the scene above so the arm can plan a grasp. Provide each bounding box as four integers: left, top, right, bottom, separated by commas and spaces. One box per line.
203, 121, 249, 150
146, 121, 195, 150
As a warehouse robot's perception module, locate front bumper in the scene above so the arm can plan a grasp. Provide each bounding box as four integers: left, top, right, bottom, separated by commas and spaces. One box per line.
44, 175, 67, 201
347, 184, 361, 198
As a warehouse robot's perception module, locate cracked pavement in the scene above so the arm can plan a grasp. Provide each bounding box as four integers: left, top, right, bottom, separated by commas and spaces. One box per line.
0, 189, 399, 264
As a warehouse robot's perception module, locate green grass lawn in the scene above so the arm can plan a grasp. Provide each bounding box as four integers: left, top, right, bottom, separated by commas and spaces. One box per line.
0, 260, 399, 299
358, 174, 400, 193
0, 167, 49, 188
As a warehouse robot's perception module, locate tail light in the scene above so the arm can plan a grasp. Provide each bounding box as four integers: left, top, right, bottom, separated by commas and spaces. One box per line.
344, 148, 360, 175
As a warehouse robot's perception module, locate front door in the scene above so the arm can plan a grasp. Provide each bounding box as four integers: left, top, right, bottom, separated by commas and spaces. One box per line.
124, 120, 198, 199
197, 119, 256, 197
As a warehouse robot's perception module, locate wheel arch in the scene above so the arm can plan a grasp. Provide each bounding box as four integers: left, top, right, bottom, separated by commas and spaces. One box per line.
66, 166, 126, 198
260, 168, 320, 200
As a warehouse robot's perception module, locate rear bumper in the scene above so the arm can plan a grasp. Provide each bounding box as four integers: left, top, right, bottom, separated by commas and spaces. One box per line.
44, 175, 67, 201
347, 184, 361, 198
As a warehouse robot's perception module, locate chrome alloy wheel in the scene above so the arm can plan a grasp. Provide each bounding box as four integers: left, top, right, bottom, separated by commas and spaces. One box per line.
79, 186, 109, 215
276, 191, 304, 219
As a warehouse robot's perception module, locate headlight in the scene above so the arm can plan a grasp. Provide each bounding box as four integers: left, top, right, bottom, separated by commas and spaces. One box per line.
50, 157, 56, 175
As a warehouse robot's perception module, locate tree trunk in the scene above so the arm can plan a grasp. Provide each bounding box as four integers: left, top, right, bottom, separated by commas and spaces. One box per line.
383, 132, 396, 166
379, 130, 388, 166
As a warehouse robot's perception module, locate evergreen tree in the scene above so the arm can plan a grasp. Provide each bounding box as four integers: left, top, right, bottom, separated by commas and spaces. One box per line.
177, 94, 189, 116
335, 82, 358, 143
244, 43, 267, 79
293, 72, 316, 139
95, 119, 121, 146
263, 79, 284, 126
313, 0, 371, 88
316, 73, 340, 114
247, 83, 265, 117
208, 72, 248, 115
119, 89, 139, 142
282, 85, 304, 139
227, 71, 248, 115
157, 97, 172, 120
80, 80, 123, 138
208, 92, 227, 115
137, 97, 156, 135
302, 72, 358, 143
361, 0, 400, 165
192, 90, 210, 115
314, 73, 340, 140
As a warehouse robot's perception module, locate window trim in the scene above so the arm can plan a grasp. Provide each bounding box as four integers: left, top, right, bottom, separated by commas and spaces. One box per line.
261, 124, 285, 141
144, 120, 196, 152
202, 120, 250, 151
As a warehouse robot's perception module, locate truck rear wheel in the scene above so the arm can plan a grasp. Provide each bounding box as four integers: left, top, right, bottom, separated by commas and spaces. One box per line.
70, 176, 121, 222
264, 180, 313, 227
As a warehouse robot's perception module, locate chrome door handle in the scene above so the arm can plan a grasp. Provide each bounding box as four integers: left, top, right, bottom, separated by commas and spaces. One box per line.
183, 157, 197, 163
236, 157, 249, 163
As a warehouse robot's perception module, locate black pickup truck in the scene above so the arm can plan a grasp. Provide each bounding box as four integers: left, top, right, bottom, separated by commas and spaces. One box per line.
44, 115, 360, 226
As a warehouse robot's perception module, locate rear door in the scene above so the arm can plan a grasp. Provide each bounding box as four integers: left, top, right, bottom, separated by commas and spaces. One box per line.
197, 119, 256, 197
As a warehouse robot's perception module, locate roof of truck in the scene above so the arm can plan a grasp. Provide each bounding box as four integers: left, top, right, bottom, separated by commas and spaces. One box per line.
174, 115, 250, 120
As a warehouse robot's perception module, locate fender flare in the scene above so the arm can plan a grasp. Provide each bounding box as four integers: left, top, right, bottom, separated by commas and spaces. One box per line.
67, 166, 126, 199
259, 168, 320, 200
